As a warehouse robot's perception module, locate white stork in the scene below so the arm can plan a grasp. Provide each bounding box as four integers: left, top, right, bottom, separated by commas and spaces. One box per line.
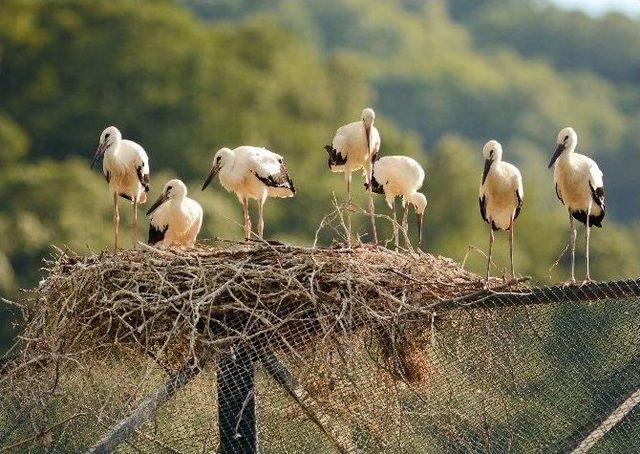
91, 126, 150, 251
549, 127, 605, 284
201, 146, 295, 239
478, 140, 523, 284
146, 179, 203, 248
367, 155, 427, 249
325, 107, 381, 243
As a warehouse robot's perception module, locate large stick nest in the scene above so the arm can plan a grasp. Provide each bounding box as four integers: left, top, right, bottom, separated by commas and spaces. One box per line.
16, 241, 505, 370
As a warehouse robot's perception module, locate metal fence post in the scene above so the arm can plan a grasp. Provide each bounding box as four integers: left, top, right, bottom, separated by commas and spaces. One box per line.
217, 346, 257, 454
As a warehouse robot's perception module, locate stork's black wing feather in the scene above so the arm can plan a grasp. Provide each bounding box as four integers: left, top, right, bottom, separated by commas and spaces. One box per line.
591, 184, 605, 208
148, 224, 168, 245
253, 162, 295, 194
571, 184, 605, 227
137, 166, 150, 192
514, 190, 523, 221
324, 145, 347, 169
479, 195, 488, 223
555, 183, 564, 204
365, 170, 385, 194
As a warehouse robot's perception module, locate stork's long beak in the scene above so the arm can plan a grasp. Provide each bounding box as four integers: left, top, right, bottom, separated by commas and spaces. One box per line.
201, 164, 220, 191
548, 143, 566, 168
90, 142, 108, 169
364, 123, 371, 153
482, 159, 493, 185
146, 192, 169, 216
416, 212, 424, 249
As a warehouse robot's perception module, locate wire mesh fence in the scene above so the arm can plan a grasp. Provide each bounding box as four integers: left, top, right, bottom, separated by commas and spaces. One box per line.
1, 243, 639, 453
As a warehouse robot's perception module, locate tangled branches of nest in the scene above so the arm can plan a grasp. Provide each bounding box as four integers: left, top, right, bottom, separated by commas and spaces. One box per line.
11, 240, 498, 374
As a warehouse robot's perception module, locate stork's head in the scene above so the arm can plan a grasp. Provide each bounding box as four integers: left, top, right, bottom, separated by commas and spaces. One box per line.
91, 126, 121, 169
361, 108, 375, 151
482, 140, 502, 162
202, 147, 233, 191
407, 192, 427, 215
361, 108, 375, 127
549, 127, 577, 168
407, 192, 427, 249
146, 179, 187, 216
481, 140, 502, 185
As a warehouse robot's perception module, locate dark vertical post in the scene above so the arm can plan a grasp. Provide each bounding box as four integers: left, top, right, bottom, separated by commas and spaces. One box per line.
217, 346, 257, 454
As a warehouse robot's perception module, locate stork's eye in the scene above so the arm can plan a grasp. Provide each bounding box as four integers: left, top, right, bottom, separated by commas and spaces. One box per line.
167, 186, 173, 191
216, 156, 221, 163
105, 133, 110, 139
564, 135, 569, 141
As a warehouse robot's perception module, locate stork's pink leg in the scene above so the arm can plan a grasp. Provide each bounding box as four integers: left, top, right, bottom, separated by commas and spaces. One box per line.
485, 223, 494, 287
401, 203, 409, 248
258, 199, 265, 239
242, 198, 251, 240
392, 199, 399, 249
113, 193, 120, 252
509, 215, 515, 280
564, 210, 577, 286
366, 163, 378, 244
132, 200, 138, 249
583, 200, 593, 285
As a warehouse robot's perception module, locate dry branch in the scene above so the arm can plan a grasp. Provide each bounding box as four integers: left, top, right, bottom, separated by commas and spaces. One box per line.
11, 241, 496, 369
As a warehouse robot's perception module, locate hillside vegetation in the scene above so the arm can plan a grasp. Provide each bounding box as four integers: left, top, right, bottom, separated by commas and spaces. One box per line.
2, 0, 640, 349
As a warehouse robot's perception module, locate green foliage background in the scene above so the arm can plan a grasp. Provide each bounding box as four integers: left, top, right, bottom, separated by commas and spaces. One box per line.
1, 0, 640, 352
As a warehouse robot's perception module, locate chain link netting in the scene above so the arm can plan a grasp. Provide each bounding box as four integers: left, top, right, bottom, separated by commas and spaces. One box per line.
1, 250, 639, 453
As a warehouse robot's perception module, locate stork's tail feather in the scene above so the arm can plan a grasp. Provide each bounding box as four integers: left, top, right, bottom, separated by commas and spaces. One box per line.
364, 174, 384, 194
148, 224, 168, 245
571, 209, 604, 227
324, 145, 347, 170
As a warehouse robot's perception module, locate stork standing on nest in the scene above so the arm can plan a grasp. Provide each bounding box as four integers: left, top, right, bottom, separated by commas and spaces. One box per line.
91, 126, 150, 251
146, 179, 203, 248
325, 108, 381, 243
366, 155, 427, 249
479, 140, 523, 284
549, 127, 605, 285
201, 146, 295, 240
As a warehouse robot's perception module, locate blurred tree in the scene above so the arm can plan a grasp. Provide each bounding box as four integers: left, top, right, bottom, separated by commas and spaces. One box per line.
1, 0, 640, 358
455, 1, 640, 84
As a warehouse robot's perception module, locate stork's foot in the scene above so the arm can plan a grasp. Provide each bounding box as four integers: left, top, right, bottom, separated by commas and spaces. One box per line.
502, 276, 514, 286
562, 278, 577, 287
482, 279, 490, 290
580, 278, 594, 287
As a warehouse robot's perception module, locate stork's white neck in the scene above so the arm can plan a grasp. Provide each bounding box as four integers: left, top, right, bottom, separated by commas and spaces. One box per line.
219, 153, 241, 184
558, 143, 576, 164
168, 195, 187, 210
105, 138, 123, 160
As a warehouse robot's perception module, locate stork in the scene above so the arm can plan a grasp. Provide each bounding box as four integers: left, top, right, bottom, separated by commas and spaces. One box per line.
324, 107, 381, 243
478, 140, 523, 284
146, 179, 203, 248
91, 126, 150, 251
367, 155, 427, 249
201, 146, 295, 240
549, 127, 605, 285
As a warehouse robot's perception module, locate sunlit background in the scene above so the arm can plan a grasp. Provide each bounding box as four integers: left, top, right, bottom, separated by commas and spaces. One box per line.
553, 0, 640, 17
1, 0, 639, 351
